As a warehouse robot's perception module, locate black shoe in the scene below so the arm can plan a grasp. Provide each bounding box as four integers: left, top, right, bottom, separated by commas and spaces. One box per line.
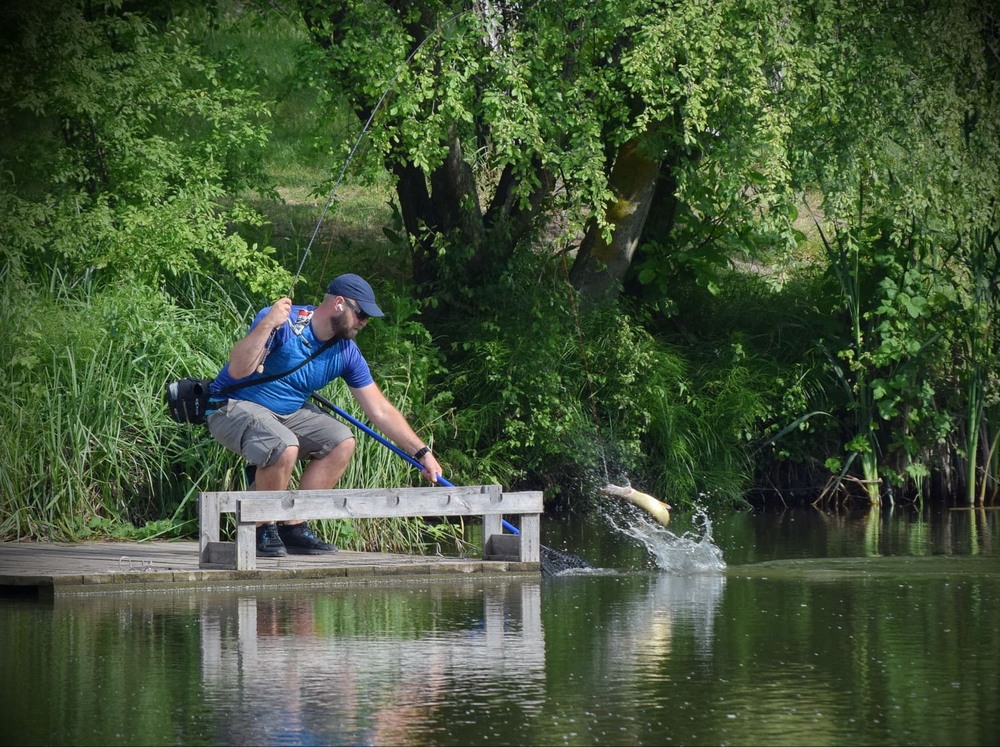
278, 523, 338, 555
256, 523, 287, 557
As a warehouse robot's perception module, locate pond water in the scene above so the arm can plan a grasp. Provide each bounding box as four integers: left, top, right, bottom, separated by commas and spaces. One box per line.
3, 503, 999, 746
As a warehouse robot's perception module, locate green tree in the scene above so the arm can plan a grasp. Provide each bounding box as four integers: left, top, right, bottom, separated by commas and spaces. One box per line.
0, 0, 289, 296
294, 0, 801, 311
290, 0, 1000, 503
781, 1, 1000, 503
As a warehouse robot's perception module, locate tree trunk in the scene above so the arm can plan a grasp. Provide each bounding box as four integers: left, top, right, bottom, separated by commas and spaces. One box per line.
640, 156, 680, 246
569, 135, 660, 307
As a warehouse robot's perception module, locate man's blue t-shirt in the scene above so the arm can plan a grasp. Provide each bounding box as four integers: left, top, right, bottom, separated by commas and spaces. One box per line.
210, 304, 373, 415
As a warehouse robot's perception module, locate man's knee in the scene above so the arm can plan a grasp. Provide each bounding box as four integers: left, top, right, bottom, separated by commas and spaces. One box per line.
264, 442, 300, 469
336, 437, 356, 459
313, 436, 355, 465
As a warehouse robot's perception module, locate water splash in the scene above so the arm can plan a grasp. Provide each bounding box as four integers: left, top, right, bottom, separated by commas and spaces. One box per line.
602, 500, 727, 574
566, 436, 726, 574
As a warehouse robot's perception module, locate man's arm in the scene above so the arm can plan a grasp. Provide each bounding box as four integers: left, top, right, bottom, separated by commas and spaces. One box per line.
350, 382, 443, 483
227, 297, 292, 379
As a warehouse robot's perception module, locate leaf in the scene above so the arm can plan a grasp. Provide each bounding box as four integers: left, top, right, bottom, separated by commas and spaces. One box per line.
904, 295, 927, 319
759, 411, 832, 448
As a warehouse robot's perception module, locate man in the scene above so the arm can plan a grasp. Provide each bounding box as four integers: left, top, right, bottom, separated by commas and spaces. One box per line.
206, 273, 443, 557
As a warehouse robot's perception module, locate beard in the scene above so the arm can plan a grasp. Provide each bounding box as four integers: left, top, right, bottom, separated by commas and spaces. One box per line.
330, 313, 357, 340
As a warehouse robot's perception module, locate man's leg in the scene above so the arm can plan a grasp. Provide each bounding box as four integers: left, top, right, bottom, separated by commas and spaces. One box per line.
273, 408, 354, 554
249, 445, 302, 557
253, 444, 299, 491
277, 438, 354, 526
299, 438, 355, 488
208, 400, 300, 492
206, 400, 302, 558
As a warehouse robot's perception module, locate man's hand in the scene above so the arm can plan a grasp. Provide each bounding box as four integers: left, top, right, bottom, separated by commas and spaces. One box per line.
265, 297, 293, 329
227, 297, 294, 379
418, 451, 443, 484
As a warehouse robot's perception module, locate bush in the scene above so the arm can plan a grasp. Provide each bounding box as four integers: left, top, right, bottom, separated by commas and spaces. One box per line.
0, 268, 241, 539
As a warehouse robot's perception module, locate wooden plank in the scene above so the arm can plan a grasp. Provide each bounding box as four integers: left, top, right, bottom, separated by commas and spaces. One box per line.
204, 484, 503, 509
483, 513, 503, 546
200, 485, 543, 572
236, 523, 256, 570
199, 493, 240, 564
519, 512, 541, 563
235, 486, 543, 523
484, 533, 521, 561
198, 493, 221, 566
0, 541, 542, 596
203, 541, 235, 567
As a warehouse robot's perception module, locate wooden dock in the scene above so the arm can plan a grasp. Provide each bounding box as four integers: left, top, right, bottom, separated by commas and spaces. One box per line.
0, 540, 540, 597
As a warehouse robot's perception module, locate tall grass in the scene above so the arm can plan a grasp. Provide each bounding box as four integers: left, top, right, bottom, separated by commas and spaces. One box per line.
0, 265, 230, 539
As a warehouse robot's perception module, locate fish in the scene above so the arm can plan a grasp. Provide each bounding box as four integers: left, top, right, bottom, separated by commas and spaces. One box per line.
601, 483, 672, 527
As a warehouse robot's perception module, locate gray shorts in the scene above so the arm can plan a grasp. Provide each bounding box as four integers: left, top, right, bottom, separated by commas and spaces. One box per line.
206, 399, 354, 468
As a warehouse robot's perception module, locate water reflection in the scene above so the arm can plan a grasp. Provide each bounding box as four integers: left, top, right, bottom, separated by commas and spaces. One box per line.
198, 580, 544, 745
613, 572, 726, 696
698, 504, 1000, 566
4, 507, 1000, 746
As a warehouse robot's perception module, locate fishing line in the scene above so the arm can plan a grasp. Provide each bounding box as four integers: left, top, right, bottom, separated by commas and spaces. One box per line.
254, 13, 466, 372
287, 22, 454, 299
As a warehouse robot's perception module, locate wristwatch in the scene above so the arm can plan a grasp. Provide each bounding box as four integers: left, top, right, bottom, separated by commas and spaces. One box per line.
413, 446, 431, 460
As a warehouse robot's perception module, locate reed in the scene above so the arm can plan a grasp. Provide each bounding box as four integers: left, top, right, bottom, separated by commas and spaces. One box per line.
0, 267, 228, 539
958, 223, 1000, 505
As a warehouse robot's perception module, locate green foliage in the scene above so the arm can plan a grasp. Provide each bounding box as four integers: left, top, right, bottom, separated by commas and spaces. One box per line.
295, 0, 810, 301
440, 259, 598, 495
436, 252, 764, 510
5, 0, 1000, 546
0, 266, 236, 540
728, 208, 1000, 504
0, 0, 290, 297
786, 1, 1000, 235
936, 220, 1000, 503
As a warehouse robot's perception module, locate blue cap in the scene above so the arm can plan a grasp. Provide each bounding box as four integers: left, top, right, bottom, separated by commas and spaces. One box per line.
325, 273, 384, 318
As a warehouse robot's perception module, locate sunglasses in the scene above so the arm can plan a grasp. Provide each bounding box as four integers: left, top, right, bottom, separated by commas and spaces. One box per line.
344, 299, 369, 321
